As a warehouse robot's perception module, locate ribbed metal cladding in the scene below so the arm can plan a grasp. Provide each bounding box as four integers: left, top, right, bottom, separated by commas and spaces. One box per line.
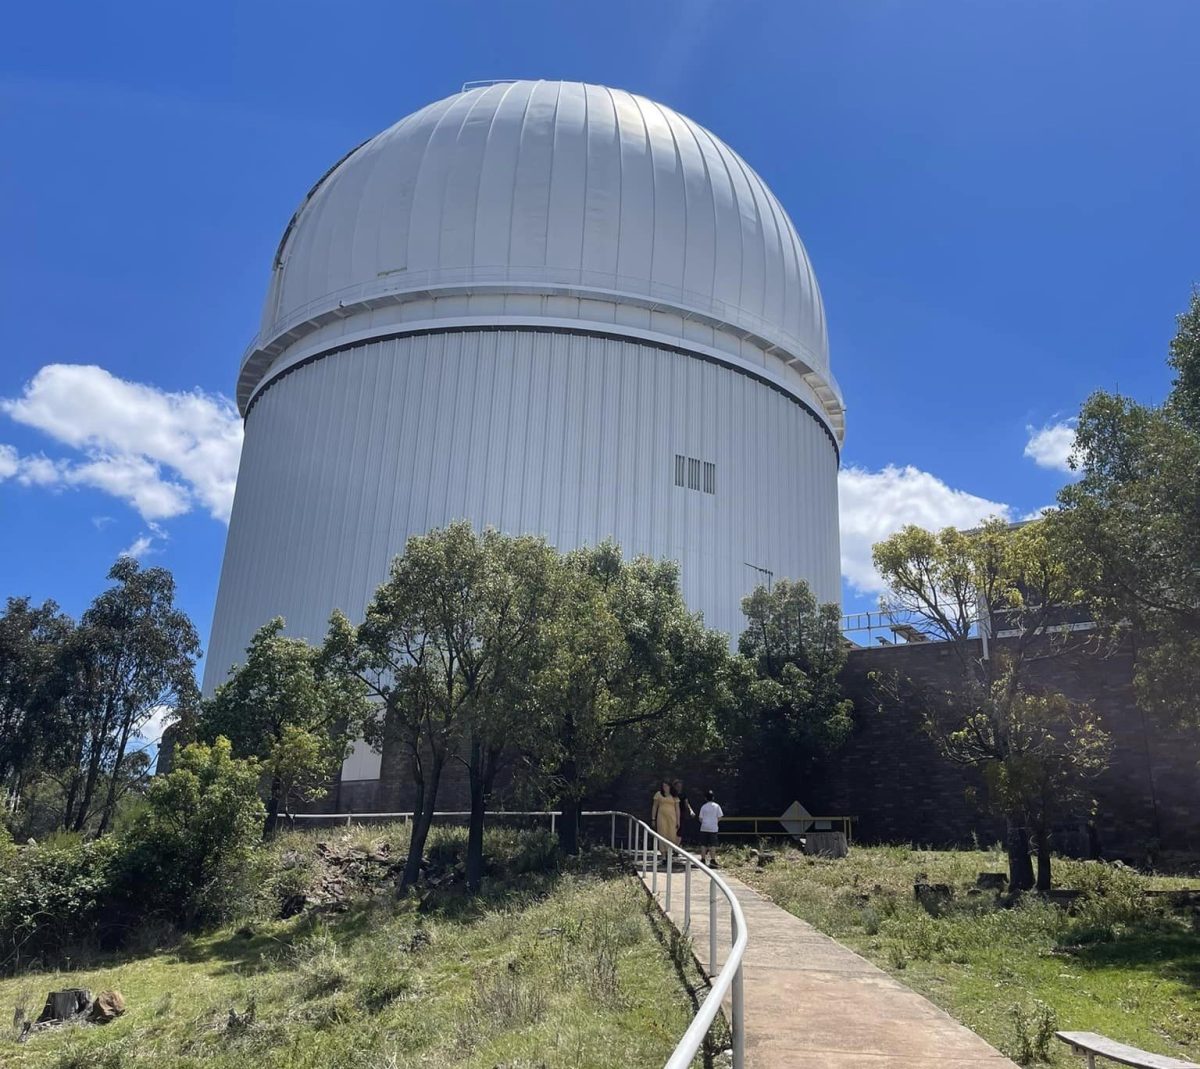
240, 80, 840, 428
203, 330, 840, 692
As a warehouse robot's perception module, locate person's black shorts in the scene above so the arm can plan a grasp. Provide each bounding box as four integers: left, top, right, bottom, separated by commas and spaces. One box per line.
701, 831, 718, 847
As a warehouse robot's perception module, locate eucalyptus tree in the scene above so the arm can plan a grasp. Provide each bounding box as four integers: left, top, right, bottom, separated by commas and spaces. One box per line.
325, 522, 550, 893
71, 559, 201, 836
872, 519, 1111, 890
0, 597, 74, 811
735, 579, 854, 791
458, 529, 562, 891
536, 544, 729, 855
1054, 291, 1200, 730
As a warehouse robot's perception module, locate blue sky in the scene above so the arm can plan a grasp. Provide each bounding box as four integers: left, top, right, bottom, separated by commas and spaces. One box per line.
1, 1, 1197, 667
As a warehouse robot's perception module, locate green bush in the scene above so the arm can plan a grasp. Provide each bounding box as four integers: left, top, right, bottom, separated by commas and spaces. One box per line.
0, 737, 266, 972
119, 737, 266, 926
1005, 999, 1057, 1064
0, 834, 122, 970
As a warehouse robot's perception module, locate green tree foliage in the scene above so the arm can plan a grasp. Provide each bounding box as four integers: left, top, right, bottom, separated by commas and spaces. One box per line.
872, 519, 1111, 890
331, 528, 732, 878
734, 580, 853, 791
535, 544, 729, 854
328, 523, 561, 892
458, 530, 562, 891
1054, 291, 1200, 729
0, 833, 122, 971
67, 558, 201, 836
0, 597, 74, 807
1, 560, 202, 839
200, 618, 369, 835
0, 738, 267, 968
122, 737, 266, 926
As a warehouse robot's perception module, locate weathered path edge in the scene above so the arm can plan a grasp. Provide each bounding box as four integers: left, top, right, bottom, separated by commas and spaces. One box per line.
640, 866, 1020, 1068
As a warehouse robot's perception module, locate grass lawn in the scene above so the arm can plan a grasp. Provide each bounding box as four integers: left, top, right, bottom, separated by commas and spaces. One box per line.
730, 844, 1199, 1067
1, 825, 715, 1068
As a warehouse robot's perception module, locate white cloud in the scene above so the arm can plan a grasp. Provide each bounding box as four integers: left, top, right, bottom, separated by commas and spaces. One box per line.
66, 453, 192, 520
130, 704, 177, 762
1024, 420, 1076, 473
838, 465, 1013, 595
119, 522, 167, 561
120, 534, 155, 560
1, 364, 243, 523
0, 445, 66, 487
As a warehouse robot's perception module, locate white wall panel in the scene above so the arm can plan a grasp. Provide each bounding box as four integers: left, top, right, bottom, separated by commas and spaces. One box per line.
240, 81, 838, 431
204, 331, 840, 693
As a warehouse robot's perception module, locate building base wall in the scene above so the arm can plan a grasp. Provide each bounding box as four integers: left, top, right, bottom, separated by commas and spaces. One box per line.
296, 637, 1200, 868
205, 328, 841, 694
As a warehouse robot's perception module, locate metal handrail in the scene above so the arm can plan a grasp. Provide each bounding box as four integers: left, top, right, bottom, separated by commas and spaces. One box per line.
721, 813, 856, 843
593, 809, 747, 1069
287, 808, 747, 1068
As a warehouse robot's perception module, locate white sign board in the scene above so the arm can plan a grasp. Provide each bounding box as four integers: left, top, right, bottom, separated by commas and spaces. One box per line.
779, 800, 814, 840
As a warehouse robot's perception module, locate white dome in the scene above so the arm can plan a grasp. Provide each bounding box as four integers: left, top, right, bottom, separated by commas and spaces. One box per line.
238, 80, 842, 441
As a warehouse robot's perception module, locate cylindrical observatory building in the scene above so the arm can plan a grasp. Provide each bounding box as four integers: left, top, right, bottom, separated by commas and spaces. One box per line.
205, 80, 844, 786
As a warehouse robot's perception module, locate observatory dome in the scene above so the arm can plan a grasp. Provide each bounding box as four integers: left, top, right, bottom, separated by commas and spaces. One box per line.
238, 80, 843, 440
207, 78, 846, 759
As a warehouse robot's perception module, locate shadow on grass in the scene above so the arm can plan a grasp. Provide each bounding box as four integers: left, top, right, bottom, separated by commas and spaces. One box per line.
172, 859, 592, 979
1060, 925, 1200, 991
638, 876, 728, 1069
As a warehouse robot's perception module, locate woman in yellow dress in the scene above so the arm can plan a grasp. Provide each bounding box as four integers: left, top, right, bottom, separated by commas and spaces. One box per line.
652, 780, 680, 846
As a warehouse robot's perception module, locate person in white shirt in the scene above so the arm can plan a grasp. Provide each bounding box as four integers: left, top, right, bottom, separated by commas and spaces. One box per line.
698, 790, 724, 867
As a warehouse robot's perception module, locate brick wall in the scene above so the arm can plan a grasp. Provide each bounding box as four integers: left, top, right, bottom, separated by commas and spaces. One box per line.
294, 636, 1198, 863
809, 637, 1199, 861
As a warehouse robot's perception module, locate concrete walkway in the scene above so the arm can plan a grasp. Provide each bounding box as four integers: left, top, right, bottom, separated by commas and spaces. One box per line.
641, 863, 1018, 1068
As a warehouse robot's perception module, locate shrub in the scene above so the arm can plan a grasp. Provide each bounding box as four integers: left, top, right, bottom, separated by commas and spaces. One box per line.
1005, 999, 1057, 1064
0, 834, 122, 970
119, 737, 266, 926
1, 737, 266, 972
1066, 862, 1147, 937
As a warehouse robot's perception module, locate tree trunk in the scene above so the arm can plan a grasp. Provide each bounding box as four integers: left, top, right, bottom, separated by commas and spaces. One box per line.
263, 776, 282, 838
72, 734, 105, 833
400, 750, 444, 893
61, 767, 82, 832
1006, 818, 1035, 893
466, 737, 487, 895
555, 750, 584, 855
559, 796, 584, 856
95, 718, 134, 837
1035, 828, 1052, 891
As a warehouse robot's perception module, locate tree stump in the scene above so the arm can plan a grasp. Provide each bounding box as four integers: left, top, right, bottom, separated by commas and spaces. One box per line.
36, 989, 91, 1023
804, 832, 848, 858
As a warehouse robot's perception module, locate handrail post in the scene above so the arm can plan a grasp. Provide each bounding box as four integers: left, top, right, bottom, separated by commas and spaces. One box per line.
732, 959, 746, 1068
665, 844, 673, 912
550, 812, 556, 835
627, 815, 632, 857
730, 906, 745, 1067
683, 856, 692, 934
652, 836, 659, 894
709, 875, 718, 975
611, 812, 616, 849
